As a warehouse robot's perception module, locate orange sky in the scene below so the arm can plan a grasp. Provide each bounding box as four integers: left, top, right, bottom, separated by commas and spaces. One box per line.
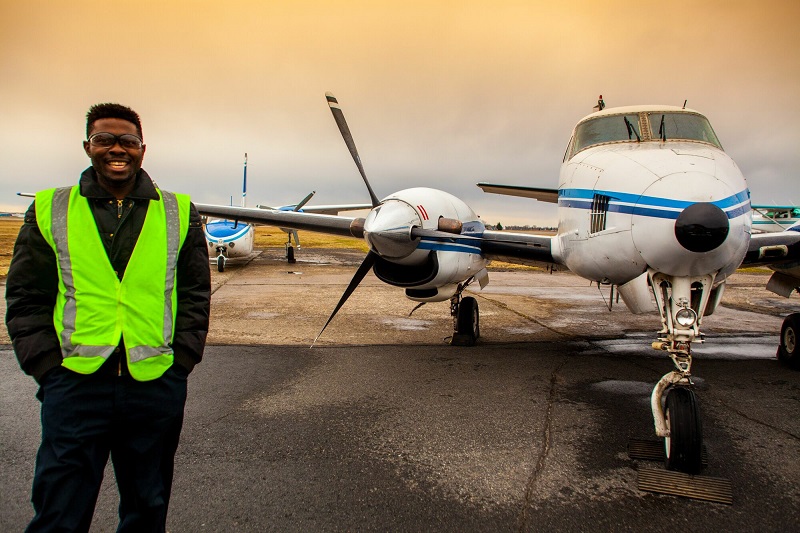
1, 0, 798, 224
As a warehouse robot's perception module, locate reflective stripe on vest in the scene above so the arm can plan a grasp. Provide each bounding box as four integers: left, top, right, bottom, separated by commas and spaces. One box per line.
36, 186, 190, 381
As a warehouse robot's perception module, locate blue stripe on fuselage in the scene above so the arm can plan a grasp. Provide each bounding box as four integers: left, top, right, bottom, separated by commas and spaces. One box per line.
558, 188, 750, 220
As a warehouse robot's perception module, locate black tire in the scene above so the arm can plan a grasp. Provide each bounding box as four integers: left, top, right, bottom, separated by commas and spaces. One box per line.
217, 255, 225, 273
454, 296, 479, 345
778, 313, 800, 370
287, 245, 296, 264
664, 387, 703, 474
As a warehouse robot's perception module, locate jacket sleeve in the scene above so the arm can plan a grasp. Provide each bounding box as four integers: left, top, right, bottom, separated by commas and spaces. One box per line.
5, 201, 63, 382
171, 202, 211, 372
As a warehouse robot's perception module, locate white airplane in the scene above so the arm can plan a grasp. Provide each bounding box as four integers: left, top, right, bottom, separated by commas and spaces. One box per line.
205, 153, 371, 270
196, 93, 800, 475
751, 205, 800, 233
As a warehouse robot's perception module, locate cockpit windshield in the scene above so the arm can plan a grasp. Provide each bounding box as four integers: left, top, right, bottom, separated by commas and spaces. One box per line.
567, 110, 723, 160
647, 113, 721, 148
571, 114, 641, 156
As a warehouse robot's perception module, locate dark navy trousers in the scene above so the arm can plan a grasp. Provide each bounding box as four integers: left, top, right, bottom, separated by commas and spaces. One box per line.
26, 364, 188, 533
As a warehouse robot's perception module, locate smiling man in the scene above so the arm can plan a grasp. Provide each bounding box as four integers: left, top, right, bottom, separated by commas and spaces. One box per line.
6, 103, 211, 532
83, 112, 147, 198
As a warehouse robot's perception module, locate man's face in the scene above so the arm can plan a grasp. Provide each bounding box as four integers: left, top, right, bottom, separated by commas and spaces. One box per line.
83, 118, 146, 187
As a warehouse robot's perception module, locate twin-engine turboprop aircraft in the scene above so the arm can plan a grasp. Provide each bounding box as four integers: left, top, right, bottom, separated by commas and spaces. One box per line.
196, 94, 800, 475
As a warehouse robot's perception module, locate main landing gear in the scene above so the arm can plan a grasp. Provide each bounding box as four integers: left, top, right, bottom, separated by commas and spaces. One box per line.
450, 281, 480, 346
285, 229, 300, 264
778, 313, 800, 370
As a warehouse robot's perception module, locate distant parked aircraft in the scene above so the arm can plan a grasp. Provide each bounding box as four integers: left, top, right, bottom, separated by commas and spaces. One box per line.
751, 205, 800, 233
204, 153, 370, 270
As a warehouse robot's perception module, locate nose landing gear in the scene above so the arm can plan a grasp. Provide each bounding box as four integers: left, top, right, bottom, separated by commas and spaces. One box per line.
215, 245, 228, 272
648, 270, 713, 474
664, 386, 703, 473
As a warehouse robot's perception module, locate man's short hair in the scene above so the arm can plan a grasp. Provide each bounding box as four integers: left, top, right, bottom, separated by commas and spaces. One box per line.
86, 103, 143, 138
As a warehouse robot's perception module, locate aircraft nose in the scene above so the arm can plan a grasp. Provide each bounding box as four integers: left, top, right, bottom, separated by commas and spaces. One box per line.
674, 202, 729, 252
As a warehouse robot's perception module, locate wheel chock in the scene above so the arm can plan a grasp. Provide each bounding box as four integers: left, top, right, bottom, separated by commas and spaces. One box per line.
637, 468, 732, 505
628, 438, 707, 466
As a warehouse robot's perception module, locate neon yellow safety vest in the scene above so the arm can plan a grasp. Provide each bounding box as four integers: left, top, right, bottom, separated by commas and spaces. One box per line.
36, 185, 190, 381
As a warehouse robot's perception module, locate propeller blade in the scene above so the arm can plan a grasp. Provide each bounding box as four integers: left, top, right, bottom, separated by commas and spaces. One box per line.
325, 92, 381, 208
312, 250, 378, 346
294, 191, 316, 211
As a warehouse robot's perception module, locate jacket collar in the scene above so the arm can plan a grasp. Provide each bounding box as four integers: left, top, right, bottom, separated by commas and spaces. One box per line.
79, 167, 160, 200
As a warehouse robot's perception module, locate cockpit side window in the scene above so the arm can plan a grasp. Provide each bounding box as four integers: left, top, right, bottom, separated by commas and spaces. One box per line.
569, 114, 642, 158
647, 112, 722, 149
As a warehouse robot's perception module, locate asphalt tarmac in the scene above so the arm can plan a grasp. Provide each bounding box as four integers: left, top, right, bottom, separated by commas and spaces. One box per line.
1, 248, 799, 531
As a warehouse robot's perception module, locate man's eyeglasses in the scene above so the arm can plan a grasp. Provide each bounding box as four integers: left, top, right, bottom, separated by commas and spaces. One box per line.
87, 132, 144, 150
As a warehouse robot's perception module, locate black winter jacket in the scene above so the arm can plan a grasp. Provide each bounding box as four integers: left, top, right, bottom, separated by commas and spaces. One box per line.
5, 167, 211, 382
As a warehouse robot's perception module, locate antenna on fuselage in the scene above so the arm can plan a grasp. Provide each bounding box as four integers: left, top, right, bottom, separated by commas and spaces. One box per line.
683, 100, 687, 109
593, 95, 605, 112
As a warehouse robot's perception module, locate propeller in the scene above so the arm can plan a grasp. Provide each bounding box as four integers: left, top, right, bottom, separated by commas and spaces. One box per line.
312, 93, 385, 344
326, 92, 381, 208
313, 93, 478, 345
312, 251, 378, 346
293, 191, 316, 212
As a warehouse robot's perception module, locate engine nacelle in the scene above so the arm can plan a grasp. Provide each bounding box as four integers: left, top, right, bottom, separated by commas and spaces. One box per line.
405, 284, 460, 302
373, 249, 489, 302
358, 187, 490, 302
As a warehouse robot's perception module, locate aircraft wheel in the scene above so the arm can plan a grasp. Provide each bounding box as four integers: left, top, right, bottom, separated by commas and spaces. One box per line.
287, 245, 296, 264
778, 313, 800, 370
217, 255, 225, 273
453, 296, 479, 346
664, 386, 703, 474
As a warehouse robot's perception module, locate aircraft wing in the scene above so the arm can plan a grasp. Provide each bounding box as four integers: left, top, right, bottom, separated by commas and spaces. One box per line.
196, 203, 357, 238
742, 228, 800, 297
476, 229, 556, 267
279, 203, 372, 215
198, 202, 558, 266
477, 183, 560, 203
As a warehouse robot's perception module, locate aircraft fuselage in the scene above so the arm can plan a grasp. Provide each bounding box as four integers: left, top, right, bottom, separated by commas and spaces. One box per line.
553, 106, 751, 288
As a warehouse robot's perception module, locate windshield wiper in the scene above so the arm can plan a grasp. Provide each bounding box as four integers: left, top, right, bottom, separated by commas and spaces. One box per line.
658, 114, 667, 141
624, 117, 640, 142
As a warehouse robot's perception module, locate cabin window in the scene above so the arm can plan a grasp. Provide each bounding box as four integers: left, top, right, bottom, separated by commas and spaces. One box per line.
570, 114, 642, 158
590, 193, 610, 234
646, 112, 722, 148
